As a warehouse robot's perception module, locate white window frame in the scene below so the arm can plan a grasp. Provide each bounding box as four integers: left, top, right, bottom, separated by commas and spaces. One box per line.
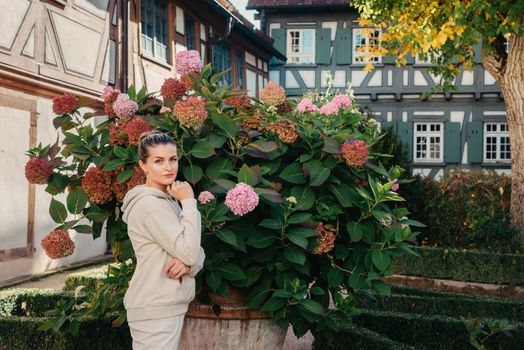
413, 122, 444, 163
483, 122, 511, 163
352, 28, 382, 65
415, 51, 441, 65
287, 29, 315, 64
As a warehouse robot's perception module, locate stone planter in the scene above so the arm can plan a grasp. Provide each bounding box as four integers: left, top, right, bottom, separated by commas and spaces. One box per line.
180, 289, 287, 350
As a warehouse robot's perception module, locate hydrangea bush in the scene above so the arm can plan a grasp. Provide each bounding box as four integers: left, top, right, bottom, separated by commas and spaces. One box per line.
27, 51, 420, 337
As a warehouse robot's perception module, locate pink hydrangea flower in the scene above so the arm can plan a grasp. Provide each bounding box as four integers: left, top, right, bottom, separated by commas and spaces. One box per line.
102, 86, 115, 100
175, 50, 203, 75
112, 94, 138, 118
319, 102, 339, 116
174, 97, 208, 128
388, 178, 400, 191
225, 183, 259, 216
332, 94, 352, 109
198, 191, 215, 204
260, 81, 286, 106
297, 98, 319, 113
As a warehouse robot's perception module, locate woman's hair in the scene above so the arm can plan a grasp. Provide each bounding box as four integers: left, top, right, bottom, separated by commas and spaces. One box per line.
138, 131, 177, 162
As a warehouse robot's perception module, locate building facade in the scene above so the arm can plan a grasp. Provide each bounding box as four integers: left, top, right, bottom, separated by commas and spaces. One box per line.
247, 0, 510, 178
0, 0, 282, 281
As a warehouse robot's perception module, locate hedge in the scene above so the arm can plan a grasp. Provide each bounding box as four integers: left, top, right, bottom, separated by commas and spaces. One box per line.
394, 247, 524, 285
62, 265, 108, 292
0, 289, 131, 350
361, 289, 524, 322
355, 309, 524, 350
312, 323, 415, 350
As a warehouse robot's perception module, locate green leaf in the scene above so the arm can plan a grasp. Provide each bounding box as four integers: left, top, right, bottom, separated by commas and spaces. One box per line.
49, 198, 68, 224
206, 157, 233, 180
288, 227, 318, 238
287, 233, 308, 249
291, 186, 316, 211
280, 163, 306, 184
117, 167, 134, 183
191, 141, 215, 159
258, 218, 282, 229
103, 158, 129, 171
247, 231, 278, 248
238, 164, 258, 186
209, 134, 226, 148
327, 269, 344, 288
304, 159, 331, 187
72, 224, 93, 234
330, 184, 356, 208
372, 280, 391, 295
66, 187, 88, 214
211, 112, 239, 140
288, 213, 312, 224
215, 228, 238, 248
205, 270, 222, 292
113, 146, 128, 159
322, 136, 341, 154
371, 249, 391, 271
183, 164, 203, 185
349, 272, 366, 290
247, 285, 272, 308
284, 245, 306, 265
46, 173, 70, 195
261, 297, 287, 312
85, 209, 110, 223
214, 179, 236, 190
347, 221, 365, 242
217, 263, 246, 281
300, 299, 325, 316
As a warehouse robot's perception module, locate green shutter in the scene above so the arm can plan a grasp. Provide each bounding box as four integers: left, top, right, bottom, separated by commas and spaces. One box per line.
473, 40, 483, 64
444, 122, 461, 163
315, 28, 332, 65
405, 55, 415, 64
271, 28, 286, 65
384, 53, 395, 64
335, 28, 352, 65
467, 122, 483, 163
397, 122, 413, 162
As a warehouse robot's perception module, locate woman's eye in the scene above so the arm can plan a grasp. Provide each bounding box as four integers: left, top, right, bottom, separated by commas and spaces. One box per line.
155, 160, 162, 164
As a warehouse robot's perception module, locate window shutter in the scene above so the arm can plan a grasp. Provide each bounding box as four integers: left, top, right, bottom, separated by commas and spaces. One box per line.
270, 28, 286, 65
335, 28, 352, 65
397, 122, 413, 162
473, 40, 483, 64
405, 54, 415, 64
315, 28, 331, 65
467, 122, 483, 163
444, 122, 461, 163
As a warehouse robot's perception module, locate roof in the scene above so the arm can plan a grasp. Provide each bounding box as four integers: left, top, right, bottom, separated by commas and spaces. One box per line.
206, 0, 287, 60
246, 0, 349, 9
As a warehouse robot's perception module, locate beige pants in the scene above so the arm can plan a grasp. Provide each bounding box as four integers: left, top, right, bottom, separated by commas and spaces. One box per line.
129, 315, 185, 350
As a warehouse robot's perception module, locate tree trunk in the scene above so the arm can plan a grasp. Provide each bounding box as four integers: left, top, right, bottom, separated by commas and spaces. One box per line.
483, 35, 524, 244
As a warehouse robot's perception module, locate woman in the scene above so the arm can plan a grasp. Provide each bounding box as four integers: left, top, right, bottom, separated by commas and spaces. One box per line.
122, 131, 205, 350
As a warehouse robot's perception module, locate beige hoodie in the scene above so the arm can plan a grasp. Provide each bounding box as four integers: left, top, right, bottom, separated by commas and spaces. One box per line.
121, 185, 205, 322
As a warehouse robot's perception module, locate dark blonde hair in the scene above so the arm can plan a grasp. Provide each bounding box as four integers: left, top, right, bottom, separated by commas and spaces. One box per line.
138, 131, 177, 162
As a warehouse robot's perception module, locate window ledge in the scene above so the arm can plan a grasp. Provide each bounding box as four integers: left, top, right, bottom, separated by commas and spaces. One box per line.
284, 63, 318, 67
412, 162, 445, 167
481, 162, 511, 168
350, 64, 385, 68
140, 53, 172, 70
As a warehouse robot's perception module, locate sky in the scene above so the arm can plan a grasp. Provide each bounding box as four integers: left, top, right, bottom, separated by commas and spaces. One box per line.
228, 0, 261, 29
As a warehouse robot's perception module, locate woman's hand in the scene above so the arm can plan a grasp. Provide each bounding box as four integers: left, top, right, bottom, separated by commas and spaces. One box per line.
163, 257, 191, 280
168, 181, 194, 201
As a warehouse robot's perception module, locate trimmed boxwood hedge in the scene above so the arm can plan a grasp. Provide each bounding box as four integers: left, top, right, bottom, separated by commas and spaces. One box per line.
62, 265, 108, 292
361, 287, 524, 322
355, 309, 524, 350
313, 323, 415, 350
0, 289, 131, 350
394, 247, 524, 285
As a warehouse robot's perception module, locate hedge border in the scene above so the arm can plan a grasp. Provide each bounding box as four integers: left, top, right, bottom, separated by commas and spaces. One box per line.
394, 247, 524, 285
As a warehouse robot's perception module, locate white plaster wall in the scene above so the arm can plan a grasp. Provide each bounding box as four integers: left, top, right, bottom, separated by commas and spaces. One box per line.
0, 106, 30, 250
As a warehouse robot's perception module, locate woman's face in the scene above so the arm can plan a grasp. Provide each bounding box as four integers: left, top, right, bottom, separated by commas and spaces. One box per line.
139, 143, 178, 190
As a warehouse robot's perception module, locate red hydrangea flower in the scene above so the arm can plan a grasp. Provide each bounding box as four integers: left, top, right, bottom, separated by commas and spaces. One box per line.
82, 167, 114, 204
160, 78, 188, 101
52, 93, 78, 115
267, 119, 299, 144
113, 166, 146, 202
25, 158, 53, 184
102, 87, 121, 118
260, 81, 286, 106
180, 71, 199, 89
41, 230, 75, 259
109, 119, 129, 146
125, 118, 151, 146
174, 97, 208, 128
224, 94, 252, 111
340, 140, 368, 167
313, 222, 337, 255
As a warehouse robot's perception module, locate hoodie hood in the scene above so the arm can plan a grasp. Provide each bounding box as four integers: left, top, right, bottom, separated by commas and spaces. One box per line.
122, 185, 170, 223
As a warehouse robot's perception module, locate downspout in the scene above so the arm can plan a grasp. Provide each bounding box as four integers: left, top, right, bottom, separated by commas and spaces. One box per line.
121, 0, 129, 92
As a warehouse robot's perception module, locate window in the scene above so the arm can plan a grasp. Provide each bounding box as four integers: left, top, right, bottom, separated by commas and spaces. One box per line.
140, 0, 169, 62
352, 28, 382, 64
185, 15, 196, 51
414, 123, 443, 162
236, 51, 245, 90
287, 29, 315, 64
212, 41, 232, 85
415, 51, 441, 65
484, 122, 511, 162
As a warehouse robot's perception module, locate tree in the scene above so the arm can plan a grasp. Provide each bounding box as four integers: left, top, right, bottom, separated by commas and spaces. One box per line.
352, 0, 524, 241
